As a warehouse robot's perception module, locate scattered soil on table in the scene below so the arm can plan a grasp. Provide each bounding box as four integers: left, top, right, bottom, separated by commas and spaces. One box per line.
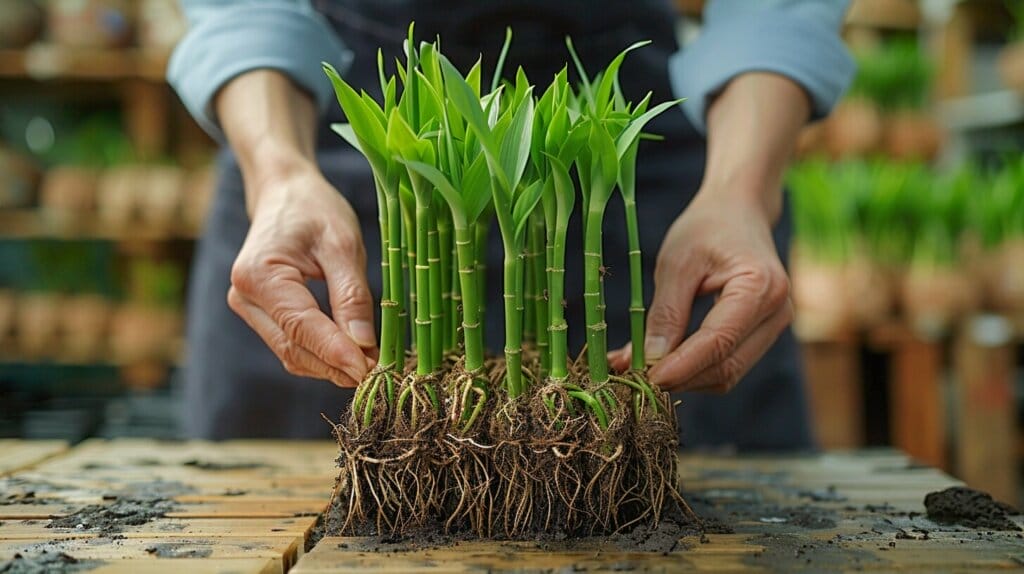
0, 492, 54, 506
924, 487, 1021, 531
0, 551, 102, 573
144, 543, 213, 558
47, 497, 178, 537
181, 459, 270, 471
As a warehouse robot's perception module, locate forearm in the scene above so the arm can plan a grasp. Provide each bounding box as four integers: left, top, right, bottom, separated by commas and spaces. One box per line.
215, 70, 319, 217
698, 72, 811, 223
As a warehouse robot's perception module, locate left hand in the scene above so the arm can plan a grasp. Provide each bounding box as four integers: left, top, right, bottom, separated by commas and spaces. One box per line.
609, 187, 793, 393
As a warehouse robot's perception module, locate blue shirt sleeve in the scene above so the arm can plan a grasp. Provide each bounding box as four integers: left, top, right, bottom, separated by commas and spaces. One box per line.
669, 0, 855, 134
167, 0, 354, 142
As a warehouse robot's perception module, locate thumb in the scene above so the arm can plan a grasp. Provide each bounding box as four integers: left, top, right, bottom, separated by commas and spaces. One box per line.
644, 272, 698, 363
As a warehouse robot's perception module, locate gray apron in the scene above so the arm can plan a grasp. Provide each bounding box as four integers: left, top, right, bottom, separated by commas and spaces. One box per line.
182, 0, 813, 449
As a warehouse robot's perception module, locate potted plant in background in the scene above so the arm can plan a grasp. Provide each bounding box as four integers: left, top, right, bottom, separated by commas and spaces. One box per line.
110, 259, 183, 364
998, 0, 1024, 93
978, 156, 1024, 319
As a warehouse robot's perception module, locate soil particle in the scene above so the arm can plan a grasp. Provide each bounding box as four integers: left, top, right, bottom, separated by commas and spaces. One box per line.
0, 551, 102, 573
797, 485, 847, 503
144, 544, 213, 558
47, 497, 178, 537
924, 487, 1021, 531
0, 492, 53, 506
182, 459, 269, 471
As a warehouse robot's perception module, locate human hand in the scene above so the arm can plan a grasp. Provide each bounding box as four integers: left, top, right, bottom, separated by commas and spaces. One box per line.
227, 165, 377, 387
609, 189, 793, 393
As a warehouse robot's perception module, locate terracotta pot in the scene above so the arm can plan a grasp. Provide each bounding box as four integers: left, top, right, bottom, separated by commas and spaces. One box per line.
998, 41, 1024, 94
986, 238, 1024, 314
0, 0, 45, 49
825, 99, 882, 159
16, 292, 62, 359
138, 166, 184, 230
845, 256, 895, 329
901, 265, 978, 338
96, 165, 144, 228
884, 110, 943, 162
39, 167, 99, 229
182, 166, 216, 231
47, 0, 133, 49
109, 304, 181, 363
60, 294, 112, 362
790, 254, 852, 340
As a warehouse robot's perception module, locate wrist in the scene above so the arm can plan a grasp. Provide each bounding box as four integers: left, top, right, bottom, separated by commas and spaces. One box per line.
242, 142, 320, 217
694, 176, 783, 225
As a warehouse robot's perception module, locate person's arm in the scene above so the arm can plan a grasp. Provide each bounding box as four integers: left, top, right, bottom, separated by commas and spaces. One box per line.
624, 73, 807, 393
219, 71, 377, 388
610, 0, 854, 392
168, 1, 373, 386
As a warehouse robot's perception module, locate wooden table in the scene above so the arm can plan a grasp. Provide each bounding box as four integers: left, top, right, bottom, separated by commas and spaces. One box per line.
0, 440, 1020, 572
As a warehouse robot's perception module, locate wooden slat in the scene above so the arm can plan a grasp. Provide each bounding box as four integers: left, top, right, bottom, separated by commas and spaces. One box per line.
890, 337, 947, 469
0, 440, 68, 475
89, 558, 277, 574
0, 516, 317, 540
801, 341, 864, 448
953, 319, 1018, 504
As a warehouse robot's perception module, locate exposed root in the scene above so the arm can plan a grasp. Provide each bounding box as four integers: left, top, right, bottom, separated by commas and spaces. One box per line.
327, 362, 688, 539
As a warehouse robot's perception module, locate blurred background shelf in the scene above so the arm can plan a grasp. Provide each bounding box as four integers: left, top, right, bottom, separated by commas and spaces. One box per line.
0, 209, 200, 241
0, 46, 169, 81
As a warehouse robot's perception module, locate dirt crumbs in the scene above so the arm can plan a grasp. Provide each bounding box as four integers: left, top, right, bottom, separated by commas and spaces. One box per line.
182, 460, 269, 471
144, 544, 213, 558
47, 497, 178, 537
924, 487, 1021, 531
0, 551, 102, 573
607, 516, 702, 553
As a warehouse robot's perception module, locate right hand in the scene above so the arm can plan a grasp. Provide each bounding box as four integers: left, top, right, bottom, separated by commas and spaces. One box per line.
227, 164, 378, 387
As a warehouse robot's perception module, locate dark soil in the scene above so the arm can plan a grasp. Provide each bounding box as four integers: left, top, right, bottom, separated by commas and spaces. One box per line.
924, 487, 1021, 531
0, 551, 102, 573
47, 497, 178, 537
181, 459, 269, 471
0, 492, 55, 506
144, 544, 213, 558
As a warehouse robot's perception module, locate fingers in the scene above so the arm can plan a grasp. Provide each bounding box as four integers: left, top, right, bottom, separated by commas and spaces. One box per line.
319, 239, 378, 357
667, 300, 793, 393
607, 343, 631, 372
649, 265, 790, 392
644, 252, 701, 363
230, 259, 371, 383
227, 286, 360, 387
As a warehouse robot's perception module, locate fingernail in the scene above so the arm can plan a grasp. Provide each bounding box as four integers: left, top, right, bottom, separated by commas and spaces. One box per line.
347, 320, 376, 348
645, 336, 667, 360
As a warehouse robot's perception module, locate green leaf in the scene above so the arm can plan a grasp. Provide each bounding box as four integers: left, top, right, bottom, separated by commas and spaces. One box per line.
565, 37, 593, 110
498, 91, 535, 195
330, 123, 362, 153
593, 41, 647, 117
323, 63, 387, 172
461, 153, 493, 223
588, 121, 619, 204
439, 54, 498, 161
491, 27, 513, 93
466, 58, 482, 97
512, 180, 544, 240
615, 99, 682, 159
399, 158, 468, 228
546, 153, 577, 229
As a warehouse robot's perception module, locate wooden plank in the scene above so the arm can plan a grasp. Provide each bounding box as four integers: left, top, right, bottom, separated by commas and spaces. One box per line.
890, 337, 947, 469
801, 341, 864, 448
0, 537, 298, 573
0, 499, 328, 520
0, 47, 167, 81
953, 317, 1018, 504
0, 440, 68, 475
89, 558, 277, 574
0, 517, 317, 540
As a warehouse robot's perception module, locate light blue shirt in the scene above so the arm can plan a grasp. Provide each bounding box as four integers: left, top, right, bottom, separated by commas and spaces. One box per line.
168, 0, 854, 142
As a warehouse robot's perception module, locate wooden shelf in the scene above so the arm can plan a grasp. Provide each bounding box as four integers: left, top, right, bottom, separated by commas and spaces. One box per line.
0, 209, 198, 241
0, 45, 168, 82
